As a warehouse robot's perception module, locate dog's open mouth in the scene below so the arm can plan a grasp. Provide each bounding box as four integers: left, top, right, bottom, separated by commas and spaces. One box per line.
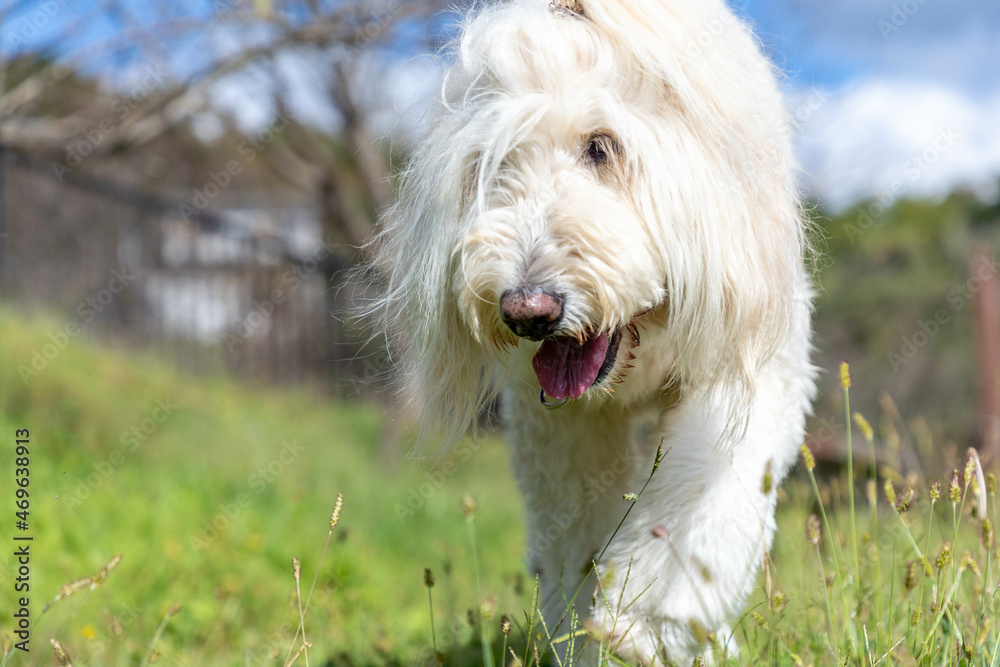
531, 328, 623, 401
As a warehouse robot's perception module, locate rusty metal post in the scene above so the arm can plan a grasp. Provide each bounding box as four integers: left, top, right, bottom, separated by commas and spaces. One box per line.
972, 246, 1000, 465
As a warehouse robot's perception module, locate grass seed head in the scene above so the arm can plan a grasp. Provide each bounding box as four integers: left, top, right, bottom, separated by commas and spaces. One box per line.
800, 444, 815, 471
983, 518, 995, 549
92, 554, 123, 589
166, 602, 182, 618
423, 568, 435, 588
761, 460, 773, 494
482, 595, 497, 620
806, 514, 821, 546
500, 614, 511, 636
905, 561, 918, 591
292, 558, 301, 582
692, 657, 706, 667
853, 412, 873, 440
884, 479, 896, 507
839, 361, 851, 389
623, 493, 638, 502
770, 591, 787, 613
879, 392, 900, 420
896, 486, 916, 513
936, 542, 953, 570
910, 607, 922, 627
56, 578, 93, 601
461, 494, 477, 518
964, 449, 977, 487
653, 440, 666, 473
959, 550, 980, 575
988, 472, 997, 494
330, 492, 344, 531
976, 622, 992, 647
50, 639, 74, 666
929, 481, 941, 502
949, 470, 962, 503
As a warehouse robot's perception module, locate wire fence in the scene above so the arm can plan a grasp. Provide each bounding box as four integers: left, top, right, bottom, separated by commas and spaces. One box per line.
0, 147, 382, 397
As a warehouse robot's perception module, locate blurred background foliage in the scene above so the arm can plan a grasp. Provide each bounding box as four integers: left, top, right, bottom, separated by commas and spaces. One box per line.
812, 192, 1000, 463
1, 0, 999, 664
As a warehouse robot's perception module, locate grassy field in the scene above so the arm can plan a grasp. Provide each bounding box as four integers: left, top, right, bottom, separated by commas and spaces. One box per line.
0, 309, 529, 666
0, 308, 998, 666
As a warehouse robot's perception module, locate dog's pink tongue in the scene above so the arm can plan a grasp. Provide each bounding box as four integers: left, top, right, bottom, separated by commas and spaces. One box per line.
532, 332, 609, 401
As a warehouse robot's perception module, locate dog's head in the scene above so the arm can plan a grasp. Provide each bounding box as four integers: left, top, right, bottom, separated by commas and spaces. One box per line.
374, 0, 808, 444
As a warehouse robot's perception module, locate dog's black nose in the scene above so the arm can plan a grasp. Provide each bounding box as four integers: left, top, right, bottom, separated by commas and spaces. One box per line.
500, 289, 564, 341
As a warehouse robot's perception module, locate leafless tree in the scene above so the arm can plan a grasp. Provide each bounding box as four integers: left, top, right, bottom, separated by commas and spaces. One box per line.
0, 0, 454, 256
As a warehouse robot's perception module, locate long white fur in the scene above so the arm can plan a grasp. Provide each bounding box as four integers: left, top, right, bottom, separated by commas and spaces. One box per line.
372, 0, 816, 662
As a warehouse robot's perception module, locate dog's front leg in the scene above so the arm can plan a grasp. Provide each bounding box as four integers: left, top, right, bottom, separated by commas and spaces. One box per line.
503, 388, 639, 662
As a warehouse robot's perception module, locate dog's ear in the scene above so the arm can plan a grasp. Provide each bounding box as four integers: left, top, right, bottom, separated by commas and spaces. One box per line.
549, 0, 584, 17
370, 121, 503, 454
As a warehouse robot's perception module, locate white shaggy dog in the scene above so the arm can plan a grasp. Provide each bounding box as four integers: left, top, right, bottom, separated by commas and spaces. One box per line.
373, 0, 816, 662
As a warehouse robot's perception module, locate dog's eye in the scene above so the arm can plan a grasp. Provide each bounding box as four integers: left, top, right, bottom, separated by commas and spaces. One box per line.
585, 138, 609, 165
583, 134, 619, 169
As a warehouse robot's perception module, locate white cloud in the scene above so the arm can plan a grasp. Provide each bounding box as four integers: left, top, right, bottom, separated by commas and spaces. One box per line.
797, 79, 1000, 209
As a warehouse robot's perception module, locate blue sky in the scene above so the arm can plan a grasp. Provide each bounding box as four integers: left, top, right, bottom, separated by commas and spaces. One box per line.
4, 0, 999, 209
742, 0, 1000, 95
739, 0, 1000, 207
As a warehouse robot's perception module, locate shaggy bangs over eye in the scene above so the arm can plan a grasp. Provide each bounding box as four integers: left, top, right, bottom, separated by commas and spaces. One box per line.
582, 131, 627, 186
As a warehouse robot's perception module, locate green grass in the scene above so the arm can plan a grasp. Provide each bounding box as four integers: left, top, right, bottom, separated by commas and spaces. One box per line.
0, 307, 528, 665
0, 308, 998, 666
